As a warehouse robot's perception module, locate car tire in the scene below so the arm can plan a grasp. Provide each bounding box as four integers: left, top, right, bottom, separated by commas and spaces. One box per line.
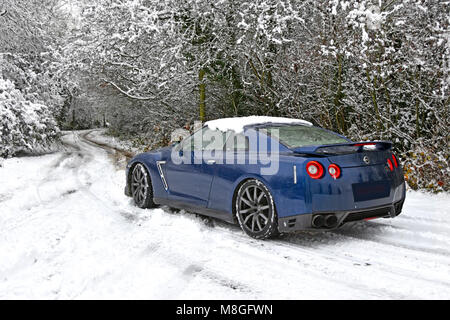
130, 163, 156, 209
235, 179, 279, 239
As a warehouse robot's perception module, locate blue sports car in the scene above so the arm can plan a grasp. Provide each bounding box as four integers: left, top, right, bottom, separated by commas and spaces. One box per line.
125, 117, 406, 239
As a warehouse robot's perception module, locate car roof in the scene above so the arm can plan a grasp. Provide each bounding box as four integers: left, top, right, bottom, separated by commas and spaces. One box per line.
205, 116, 312, 134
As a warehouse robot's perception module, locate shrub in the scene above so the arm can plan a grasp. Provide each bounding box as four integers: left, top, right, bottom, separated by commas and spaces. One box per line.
0, 77, 59, 157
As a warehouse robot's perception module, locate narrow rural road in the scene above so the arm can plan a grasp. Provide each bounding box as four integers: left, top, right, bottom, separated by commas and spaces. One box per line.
0, 130, 449, 299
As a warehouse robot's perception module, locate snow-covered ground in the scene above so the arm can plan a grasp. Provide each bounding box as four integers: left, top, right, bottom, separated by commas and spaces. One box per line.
1, 130, 449, 299
83, 129, 139, 155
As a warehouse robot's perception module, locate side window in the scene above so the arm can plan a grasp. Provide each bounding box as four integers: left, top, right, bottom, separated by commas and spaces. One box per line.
179, 127, 226, 152
201, 127, 227, 151
225, 131, 249, 151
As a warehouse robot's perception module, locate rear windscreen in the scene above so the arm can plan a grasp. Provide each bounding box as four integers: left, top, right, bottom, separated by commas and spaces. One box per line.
259, 125, 348, 148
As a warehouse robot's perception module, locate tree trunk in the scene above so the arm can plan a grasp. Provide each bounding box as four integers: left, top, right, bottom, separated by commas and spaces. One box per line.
199, 69, 206, 122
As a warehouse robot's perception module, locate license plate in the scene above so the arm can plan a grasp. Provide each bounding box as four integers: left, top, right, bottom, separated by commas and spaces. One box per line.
352, 181, 390, 202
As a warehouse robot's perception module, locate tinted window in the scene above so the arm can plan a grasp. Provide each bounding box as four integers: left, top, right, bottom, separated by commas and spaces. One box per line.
260, 125, 348, 148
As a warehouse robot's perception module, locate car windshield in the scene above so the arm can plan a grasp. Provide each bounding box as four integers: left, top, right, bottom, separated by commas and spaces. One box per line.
259, 125, 349, 148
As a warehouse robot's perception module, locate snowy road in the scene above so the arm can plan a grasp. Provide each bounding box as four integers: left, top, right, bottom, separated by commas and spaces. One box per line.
1, 130, 449, 299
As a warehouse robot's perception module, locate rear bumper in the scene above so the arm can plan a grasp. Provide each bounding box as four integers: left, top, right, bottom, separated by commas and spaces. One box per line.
278, 198, 405, 233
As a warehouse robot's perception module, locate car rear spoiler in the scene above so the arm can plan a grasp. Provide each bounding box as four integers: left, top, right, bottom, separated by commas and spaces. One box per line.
291, 141, 392, 156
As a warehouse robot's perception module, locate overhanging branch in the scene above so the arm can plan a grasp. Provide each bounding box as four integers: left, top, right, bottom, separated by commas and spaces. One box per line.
101, 79, 174, 110
102, 80, 154, 101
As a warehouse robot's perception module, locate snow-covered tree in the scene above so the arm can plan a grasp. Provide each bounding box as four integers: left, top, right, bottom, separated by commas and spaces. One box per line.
0, 77, 59, 157
0, 0, 70, 155
58, 0, 448, 191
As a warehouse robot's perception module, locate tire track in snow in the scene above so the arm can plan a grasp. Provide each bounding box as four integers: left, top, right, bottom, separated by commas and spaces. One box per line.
194, 226, 417, 299
112, 183, 449, 297
277, 233, 450, 292
204, 219, 450, 298
2, 133, 98, 231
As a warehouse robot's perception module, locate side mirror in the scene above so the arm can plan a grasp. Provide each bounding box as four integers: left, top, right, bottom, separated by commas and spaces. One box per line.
170, 130, 189, 144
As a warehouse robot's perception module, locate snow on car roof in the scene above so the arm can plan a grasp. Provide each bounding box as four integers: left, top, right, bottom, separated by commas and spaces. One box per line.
205, 116, 312, 133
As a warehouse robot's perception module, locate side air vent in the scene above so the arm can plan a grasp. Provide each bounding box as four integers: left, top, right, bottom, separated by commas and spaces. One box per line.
287, 218, 296, 228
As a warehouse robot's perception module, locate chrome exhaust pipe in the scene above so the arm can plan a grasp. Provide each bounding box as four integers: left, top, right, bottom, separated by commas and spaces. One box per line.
312, 215, 325, 228
325, 214, 338, 228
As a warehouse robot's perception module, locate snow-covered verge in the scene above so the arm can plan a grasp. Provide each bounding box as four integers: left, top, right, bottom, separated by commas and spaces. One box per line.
0, 131, 449, 299
0, 77, 60, 158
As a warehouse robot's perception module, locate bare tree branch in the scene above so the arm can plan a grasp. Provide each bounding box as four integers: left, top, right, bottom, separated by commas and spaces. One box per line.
102, 80, 154, 101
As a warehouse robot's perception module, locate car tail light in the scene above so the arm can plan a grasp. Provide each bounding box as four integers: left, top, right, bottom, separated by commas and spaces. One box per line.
328, 164, 341, 179
306, 161, 324, 179
392, 154, 398, 168
387, 159, 394, 171
354, 142, 376, 146
354, 142, 377, 151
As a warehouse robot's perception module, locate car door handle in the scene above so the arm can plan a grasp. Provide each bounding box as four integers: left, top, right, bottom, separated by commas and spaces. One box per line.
206, 160, 216, 165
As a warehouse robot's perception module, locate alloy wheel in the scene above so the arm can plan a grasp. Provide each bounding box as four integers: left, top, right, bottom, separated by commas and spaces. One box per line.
237, 183, 273, 234
131, 164, 149, 207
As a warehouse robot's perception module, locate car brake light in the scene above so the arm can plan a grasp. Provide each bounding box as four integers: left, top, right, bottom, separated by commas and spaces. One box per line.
387, 159, 394, 171
354, 143, 376, 146
354, 142, 377, 151
306, 161, 324, 179
328, 164, 341, 179
392, 154, 398, 168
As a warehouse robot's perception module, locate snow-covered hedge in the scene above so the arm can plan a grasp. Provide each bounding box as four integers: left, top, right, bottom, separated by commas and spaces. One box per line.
402, 143, 449, 193
0, 77, 59, 158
